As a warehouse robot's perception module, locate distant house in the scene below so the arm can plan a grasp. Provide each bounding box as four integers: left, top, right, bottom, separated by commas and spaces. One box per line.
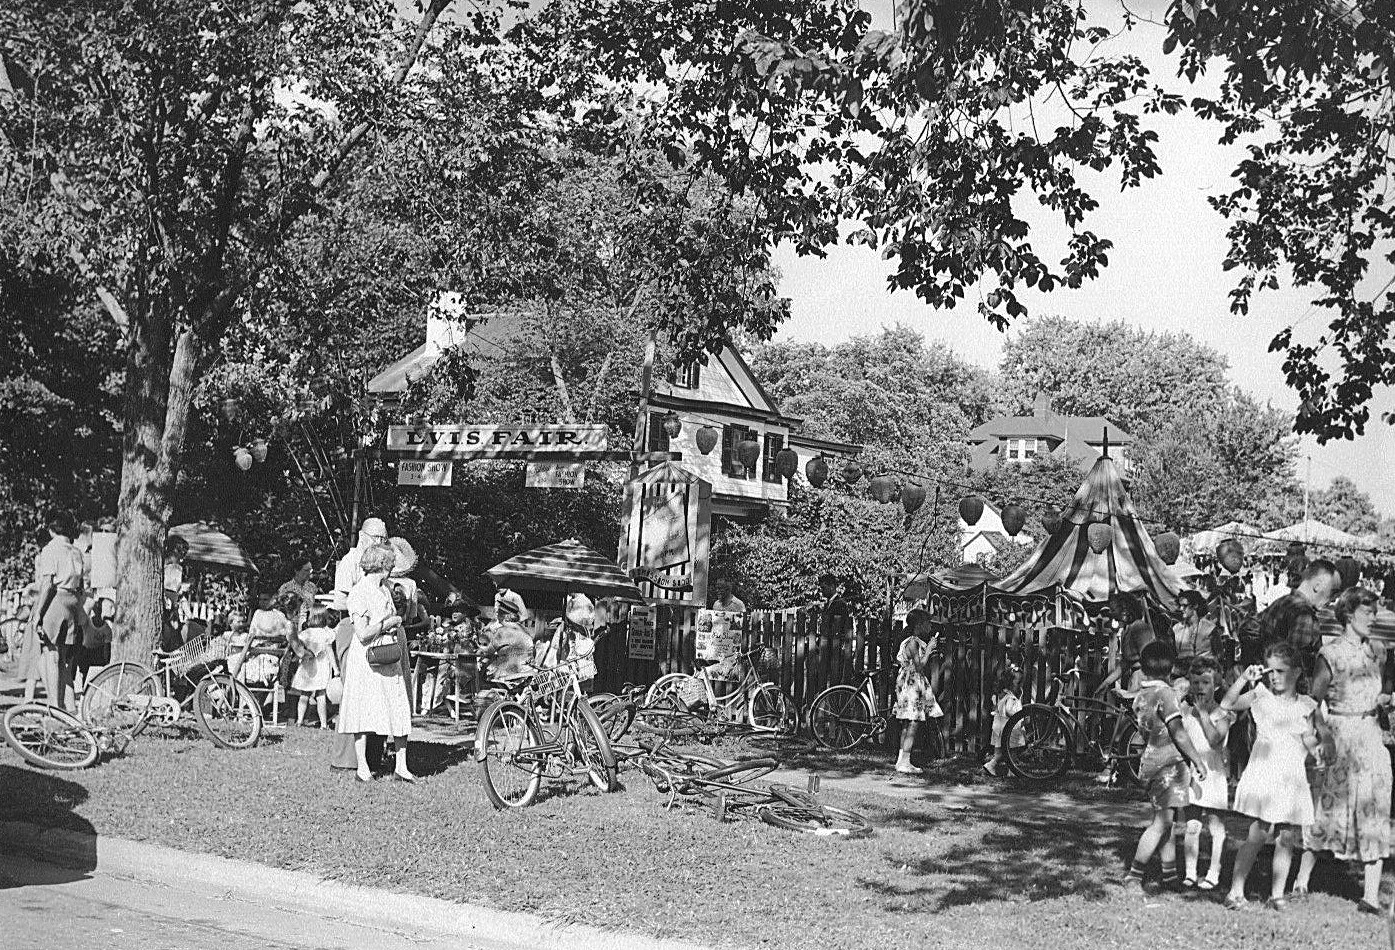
960, 501, 1033, 564
366, 309, 861, 520
967, 393, 1134, 474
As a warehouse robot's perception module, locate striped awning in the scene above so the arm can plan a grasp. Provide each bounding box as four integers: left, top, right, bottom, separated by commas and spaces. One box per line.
996, 456, 1182, 608
168, 522, 258, 574
488, 539, 646, 603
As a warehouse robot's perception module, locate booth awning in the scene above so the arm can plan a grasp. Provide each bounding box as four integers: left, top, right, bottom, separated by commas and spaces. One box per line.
488, 539, 646, 603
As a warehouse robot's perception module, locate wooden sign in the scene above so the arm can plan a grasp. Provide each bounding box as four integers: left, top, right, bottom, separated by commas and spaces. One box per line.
387, 424, 608, 459
627, 605, 657, 661
525, 463, 586, 490
695, 609, 743, 662
618, 462, 711, 608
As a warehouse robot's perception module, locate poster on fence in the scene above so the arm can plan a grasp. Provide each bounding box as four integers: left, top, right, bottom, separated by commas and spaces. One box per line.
627, 605, 657, 661
695, 609, 744, 662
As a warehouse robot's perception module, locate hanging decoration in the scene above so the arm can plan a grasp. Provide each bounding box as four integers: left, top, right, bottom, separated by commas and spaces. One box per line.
250, 438, 269, 464
233, 446, 253, 472
695, 426, 719, 455
841, 460, 863, 484
1216, 538, 1245, 574
1154, 531, 1180, 565
736, 437, 761, 469
805, 455, 829, 488
1086, 522, 1113, 553
1001, 504, 1027, 537
1040, 506, 1061, 535
774, 447, 799, 480
661, 413, 682, 439
958, 495, 984, 526
901, 482, 926, 514
868, 474, 897, 503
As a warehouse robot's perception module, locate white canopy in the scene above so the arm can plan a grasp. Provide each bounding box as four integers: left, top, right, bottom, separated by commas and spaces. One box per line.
1262, 519, 1365, 548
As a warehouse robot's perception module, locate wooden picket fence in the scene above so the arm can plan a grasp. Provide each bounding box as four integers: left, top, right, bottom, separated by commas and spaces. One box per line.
593, 591, 1112, 755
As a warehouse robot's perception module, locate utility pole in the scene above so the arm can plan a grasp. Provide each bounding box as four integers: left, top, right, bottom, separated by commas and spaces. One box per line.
630, 329, 657, 481
1302, 454, 1312, 527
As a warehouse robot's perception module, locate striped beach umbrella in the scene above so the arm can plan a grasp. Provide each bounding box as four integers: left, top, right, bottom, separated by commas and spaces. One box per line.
488, 539, 646, 603
168, 522, 259, 573
996, 457, 1182, 608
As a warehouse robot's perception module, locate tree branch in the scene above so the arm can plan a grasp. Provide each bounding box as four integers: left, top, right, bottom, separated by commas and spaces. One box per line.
551, 350, 577, 422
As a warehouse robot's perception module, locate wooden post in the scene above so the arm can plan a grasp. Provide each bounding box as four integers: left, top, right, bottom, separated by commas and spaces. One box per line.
630, 329, 657, 482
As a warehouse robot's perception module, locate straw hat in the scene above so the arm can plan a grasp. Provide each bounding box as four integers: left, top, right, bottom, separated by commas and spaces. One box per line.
388, 537, 417, 577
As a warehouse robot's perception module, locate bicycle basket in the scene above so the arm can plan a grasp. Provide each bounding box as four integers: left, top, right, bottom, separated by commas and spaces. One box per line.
168, 634, 232, 674
530, 664, 573, 698
755, 645, 780, 679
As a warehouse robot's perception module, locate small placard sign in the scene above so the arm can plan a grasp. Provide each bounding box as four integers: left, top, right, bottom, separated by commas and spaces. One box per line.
397, 460, 453, 487
695, 609, 744, 662
627, 605, 657, 661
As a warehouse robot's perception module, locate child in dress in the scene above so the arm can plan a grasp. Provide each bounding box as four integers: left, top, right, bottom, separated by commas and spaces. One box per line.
1122, 641, 1209, 894
983, 667, 1024, 777
293, 607, 338, 728
1221, 641, 1321, 911
892, 608, 943, 775
1177, 656, 1231, 890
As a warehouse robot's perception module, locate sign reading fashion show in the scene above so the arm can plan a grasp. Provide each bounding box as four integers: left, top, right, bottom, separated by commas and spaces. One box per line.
387, 424, 609, 459
524, 462, 587, 490
396, 460, 453, 487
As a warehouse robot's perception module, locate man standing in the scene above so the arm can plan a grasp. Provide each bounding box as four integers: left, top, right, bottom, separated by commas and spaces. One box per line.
1257, 559, 1339, 673
328, 516, 388, 774
333, 517, 388, 603
710, 578, 746, 614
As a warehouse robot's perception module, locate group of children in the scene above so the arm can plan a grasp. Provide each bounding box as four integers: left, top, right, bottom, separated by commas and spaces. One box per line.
1127, 638, 1324, 909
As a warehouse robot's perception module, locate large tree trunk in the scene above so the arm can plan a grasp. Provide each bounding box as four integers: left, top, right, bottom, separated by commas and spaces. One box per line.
113, 322, 200, 662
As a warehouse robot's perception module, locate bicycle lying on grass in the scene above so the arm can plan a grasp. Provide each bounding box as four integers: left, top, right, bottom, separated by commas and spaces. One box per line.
1, 702, 118, 770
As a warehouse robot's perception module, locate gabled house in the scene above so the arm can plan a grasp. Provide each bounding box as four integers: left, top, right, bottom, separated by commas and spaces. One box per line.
960, 501, 1034, 565
366, 309, 860, 520
967, 393, 1134, 474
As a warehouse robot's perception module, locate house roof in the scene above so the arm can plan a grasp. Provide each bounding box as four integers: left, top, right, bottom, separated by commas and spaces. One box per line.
366, 312, 524, 396
967, 414, 1134, 445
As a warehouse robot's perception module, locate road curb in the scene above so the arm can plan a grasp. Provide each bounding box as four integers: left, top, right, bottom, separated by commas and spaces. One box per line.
0, 820, 717, 950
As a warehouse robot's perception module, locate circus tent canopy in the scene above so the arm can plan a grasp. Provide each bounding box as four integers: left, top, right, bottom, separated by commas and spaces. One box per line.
996, 456, 1183, 607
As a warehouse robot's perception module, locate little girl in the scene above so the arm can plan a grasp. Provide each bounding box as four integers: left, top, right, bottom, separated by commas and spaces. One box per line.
1221, 641, 1320, 911
293, 607, 338, 728
984, 667, 1024, 778
892, 608, 943, 775
1176, 656, 1231, 890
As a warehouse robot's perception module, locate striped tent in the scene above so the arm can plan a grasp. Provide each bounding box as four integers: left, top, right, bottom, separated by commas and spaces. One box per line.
996, 456, 1182, 607
168, 522, 258, 573
488, 539, 646, 603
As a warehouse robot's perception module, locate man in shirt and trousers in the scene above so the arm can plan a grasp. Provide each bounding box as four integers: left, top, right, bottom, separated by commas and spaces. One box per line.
1258, 559, 1340, 675
711, 578, 746, 614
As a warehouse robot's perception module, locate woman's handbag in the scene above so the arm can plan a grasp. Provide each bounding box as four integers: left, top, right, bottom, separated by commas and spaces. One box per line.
365, 634, 403, 668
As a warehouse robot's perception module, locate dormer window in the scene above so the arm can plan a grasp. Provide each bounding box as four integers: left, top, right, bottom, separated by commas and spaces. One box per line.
672, 361, 701, 390
1005, 438, 1039, 463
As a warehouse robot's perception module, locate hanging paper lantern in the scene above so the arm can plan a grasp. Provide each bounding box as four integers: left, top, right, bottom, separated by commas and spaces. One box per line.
1154, 531, 1180, 565
695, 426, 719, 455
901, 482, 927, 514
1216, 538, 1245, 574
233, 446, 253, 472
1001, 504, 1027, 537
774, 447, 799, 479
868, 474, 897, 503
661, 412, 682, 439
219, 397, 241, 422
736, 437, 761, 469
250, 438, 269, 464
841, 460, 863, 484
958, 495, 984, 526
1086, 522, 1113, 553
1041, 506, 1062, 535
805, 455, 829, 487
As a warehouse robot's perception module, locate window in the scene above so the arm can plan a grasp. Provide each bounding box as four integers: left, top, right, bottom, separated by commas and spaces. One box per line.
647, 412, 671, 453
671, 361, 702, 390
761, 432, 784, 484
721, 424, 756, 480
1004, 438, 1039, 463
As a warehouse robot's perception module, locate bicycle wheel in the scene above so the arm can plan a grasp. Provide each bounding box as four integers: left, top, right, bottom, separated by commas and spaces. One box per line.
477, 701, 544, 809
81, 662, 160, 737
747, 683, 796, 735
3, 703, 99, 770
758, 802, 873, 838
193, 674, 263, 749
1114, 720, 1146, 787
700, 757, 780, 786
569, 697, 619, 793
1003, 705, 1072, 781
587, 692, 635, 743
645, 672, 699, 707
807, 685, 874, 750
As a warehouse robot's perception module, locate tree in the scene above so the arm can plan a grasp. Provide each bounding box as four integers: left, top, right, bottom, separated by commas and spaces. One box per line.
1312, 475, 1381, 536
1, 0, 467, 657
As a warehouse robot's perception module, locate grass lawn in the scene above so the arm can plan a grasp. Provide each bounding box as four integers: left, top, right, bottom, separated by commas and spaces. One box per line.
1, 726, 1392, 950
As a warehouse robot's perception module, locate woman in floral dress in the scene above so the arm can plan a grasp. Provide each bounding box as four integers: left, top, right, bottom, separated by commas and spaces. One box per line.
1292, 586, 1391, 914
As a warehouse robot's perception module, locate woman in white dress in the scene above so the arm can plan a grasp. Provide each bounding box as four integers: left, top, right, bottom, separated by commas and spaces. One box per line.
339, 543, 415, 783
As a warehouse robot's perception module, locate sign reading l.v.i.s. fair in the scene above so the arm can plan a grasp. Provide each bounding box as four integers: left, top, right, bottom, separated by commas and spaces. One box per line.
386, 424, 608, 459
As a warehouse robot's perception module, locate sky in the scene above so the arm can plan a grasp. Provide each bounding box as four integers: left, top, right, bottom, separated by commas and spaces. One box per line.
770, 1, 1394, 517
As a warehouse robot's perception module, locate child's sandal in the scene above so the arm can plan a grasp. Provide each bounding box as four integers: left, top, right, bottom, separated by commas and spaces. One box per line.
1196, 878, 1217, 892
1181, 877, 1198, 889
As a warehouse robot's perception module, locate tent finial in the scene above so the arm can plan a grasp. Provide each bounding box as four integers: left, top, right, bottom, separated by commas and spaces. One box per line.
1101, 426, 1111, 459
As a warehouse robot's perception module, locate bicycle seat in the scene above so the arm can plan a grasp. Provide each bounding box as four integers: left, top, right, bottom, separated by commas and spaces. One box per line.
864, 666, 887, 678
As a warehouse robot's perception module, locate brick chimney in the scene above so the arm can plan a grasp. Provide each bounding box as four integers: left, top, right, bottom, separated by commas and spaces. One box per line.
1032, 392, 1053, 420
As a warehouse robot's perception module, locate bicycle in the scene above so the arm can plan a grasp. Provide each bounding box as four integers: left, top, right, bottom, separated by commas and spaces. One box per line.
1002, 665, 1144, 785
475, 646, 619, 809
637, 753, 873, 837
1, 702, 111, 770
645, 647, 796, 737
79, 633, 264, 751
805, 662, 946, 756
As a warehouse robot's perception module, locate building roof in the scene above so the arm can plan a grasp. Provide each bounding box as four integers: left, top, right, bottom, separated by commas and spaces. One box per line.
967, 414, 1134, 445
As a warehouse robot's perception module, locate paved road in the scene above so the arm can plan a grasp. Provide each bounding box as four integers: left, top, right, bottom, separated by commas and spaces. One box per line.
0, 850, 487, 950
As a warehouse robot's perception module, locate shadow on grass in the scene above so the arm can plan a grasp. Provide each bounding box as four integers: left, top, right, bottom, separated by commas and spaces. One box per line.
408, 740, 473, 778
0, 765, 98, 889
